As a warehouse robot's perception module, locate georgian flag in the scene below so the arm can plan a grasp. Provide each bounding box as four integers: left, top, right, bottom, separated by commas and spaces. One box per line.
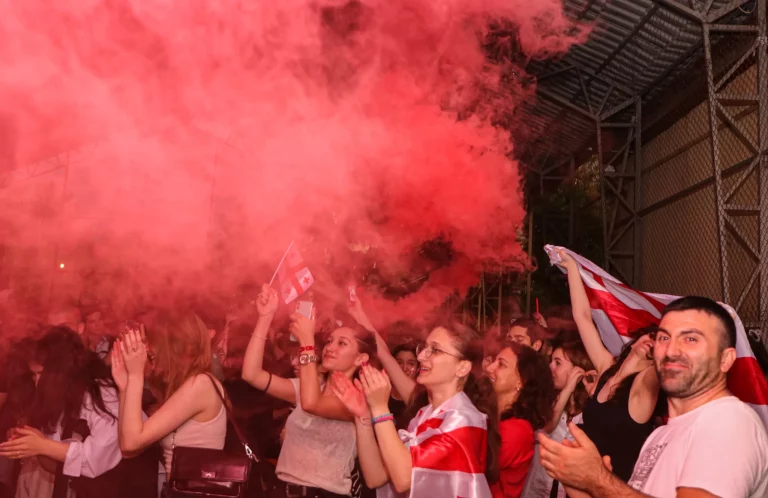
377, 392, 492, 498
276, 243, 314, 304
544, 245, 768, 429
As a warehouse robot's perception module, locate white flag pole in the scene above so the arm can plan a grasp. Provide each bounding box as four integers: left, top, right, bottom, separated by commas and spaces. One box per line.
269, 240, 295, 287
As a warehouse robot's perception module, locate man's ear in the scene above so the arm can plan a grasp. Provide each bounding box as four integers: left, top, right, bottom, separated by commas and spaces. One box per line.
532, 340, 542, 352
720, 347, 737, 373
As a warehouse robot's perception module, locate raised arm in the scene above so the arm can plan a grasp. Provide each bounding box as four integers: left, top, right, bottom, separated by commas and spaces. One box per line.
289, 314, 354, 421
544, 367, 585, 434
558, 250, 614, 374
241, 285, 296, 404
348, 298, 416, 402
627, 365, 660, 425
114, 330, 212, 453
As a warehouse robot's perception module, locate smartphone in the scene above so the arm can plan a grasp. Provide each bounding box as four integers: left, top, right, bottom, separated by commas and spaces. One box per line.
291, 300, 314, 342
295, 300, 314, 319
348, 285, 357, 304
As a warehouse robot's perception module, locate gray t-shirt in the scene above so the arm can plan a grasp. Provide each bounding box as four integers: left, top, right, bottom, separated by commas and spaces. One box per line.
276, 378, 357, 495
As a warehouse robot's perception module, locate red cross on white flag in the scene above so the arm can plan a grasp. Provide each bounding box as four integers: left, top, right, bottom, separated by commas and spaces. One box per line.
272, 242, 315, 304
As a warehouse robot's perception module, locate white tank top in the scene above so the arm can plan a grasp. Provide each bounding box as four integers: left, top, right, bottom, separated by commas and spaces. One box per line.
161, 378, 227, 474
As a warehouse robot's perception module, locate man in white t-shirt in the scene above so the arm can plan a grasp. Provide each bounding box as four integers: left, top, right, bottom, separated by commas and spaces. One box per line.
538, 296, 768, 498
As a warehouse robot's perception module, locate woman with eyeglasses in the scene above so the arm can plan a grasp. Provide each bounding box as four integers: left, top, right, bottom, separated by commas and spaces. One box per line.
111, 312, 227, 488
242, 285, 377, 498
332, 321, 499, 497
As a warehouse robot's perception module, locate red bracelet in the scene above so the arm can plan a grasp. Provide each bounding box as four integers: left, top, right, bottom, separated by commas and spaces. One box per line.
299, 345, 315, 352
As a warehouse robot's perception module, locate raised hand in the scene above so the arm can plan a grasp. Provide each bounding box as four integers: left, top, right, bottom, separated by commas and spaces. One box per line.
289, 312, 316, 346
348, 296, 376, 333
329, 372, 369, 418
358, 366, 392, 415
120, 327, 147, 377
564, 367, 586, 394
556, 248, 578, 271
256, 284, 279, 317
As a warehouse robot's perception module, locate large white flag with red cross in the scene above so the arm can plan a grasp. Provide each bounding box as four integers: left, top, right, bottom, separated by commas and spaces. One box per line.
275, 243, 314, 304
544, 245, 768, 429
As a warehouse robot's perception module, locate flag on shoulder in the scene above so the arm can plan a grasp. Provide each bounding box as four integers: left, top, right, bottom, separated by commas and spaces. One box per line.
272, 242, 314, 304
376, 392, 492, 498
544, 244, 768, 430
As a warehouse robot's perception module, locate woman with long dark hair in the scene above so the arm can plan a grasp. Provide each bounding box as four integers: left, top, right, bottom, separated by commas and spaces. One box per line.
557, 250, 660, 482
0, 327, 123, 498
332, 321, 500, 497
521, 340, 596, 498
485, 342, 558, 498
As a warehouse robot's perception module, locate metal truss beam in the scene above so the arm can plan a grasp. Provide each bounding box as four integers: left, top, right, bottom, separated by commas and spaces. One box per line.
702, 0, 768, 331
596, 97, 642, 285
653, 0, 706, 22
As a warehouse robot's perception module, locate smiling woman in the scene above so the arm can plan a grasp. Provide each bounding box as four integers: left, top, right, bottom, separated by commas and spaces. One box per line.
485, 342, 557, 498
333, 320, 500, 498
241, 284, 376, 497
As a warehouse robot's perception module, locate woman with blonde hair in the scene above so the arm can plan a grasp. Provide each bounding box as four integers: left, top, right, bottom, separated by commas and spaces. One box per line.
111, 311, 227, 479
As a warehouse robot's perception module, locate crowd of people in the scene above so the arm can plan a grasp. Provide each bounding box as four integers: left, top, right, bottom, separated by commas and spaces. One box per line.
1, 249, 767, 498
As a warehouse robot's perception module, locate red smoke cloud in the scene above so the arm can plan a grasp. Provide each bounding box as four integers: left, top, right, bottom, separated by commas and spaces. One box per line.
0, 0, 584, 329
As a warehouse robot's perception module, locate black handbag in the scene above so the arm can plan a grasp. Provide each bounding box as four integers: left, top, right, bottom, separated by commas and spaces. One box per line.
166, 374, 257, 498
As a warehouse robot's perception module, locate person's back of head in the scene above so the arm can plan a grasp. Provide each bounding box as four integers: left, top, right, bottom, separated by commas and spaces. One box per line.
46, 303, 84, 335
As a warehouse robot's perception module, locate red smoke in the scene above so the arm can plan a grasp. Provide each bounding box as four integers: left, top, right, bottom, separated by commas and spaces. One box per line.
0, 0, 584, 329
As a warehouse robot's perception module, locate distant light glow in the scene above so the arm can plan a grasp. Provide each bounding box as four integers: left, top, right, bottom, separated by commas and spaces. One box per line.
59, 263, 65, 269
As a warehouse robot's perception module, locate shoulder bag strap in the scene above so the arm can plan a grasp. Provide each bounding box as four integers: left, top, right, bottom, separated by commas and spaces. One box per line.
203, 372, 259, 462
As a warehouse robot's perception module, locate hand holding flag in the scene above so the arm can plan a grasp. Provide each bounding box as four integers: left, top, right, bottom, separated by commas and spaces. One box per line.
544, 244, 768, 429
270, 241, 315, 304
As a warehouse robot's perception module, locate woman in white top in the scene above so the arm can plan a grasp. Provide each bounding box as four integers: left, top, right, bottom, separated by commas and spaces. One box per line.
112, 312, 226, 476
0, 327, 123, 498
242, 285, 376, 497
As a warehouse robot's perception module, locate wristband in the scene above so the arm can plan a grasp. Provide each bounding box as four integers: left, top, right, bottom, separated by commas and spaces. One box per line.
372, 413, 394, 426
299, 345, 315, 352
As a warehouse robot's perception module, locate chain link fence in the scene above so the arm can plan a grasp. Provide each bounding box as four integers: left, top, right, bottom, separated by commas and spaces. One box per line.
637, 14, 767, 349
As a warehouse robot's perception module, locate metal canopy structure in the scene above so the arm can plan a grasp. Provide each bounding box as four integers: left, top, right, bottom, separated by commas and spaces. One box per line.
521, 0, 768, 339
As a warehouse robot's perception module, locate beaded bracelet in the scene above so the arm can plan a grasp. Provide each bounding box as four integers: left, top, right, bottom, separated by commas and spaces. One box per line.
299, 345, 315, 352
372, 413, 394, 426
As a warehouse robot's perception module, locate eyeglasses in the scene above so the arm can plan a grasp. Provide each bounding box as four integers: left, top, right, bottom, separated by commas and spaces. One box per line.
416, 343, 463, 359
